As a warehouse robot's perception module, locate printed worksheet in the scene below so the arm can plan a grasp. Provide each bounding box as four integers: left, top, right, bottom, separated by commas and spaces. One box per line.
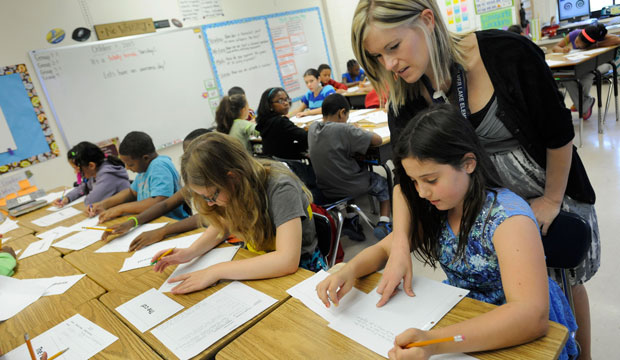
95, 223, 168, 253
1, 314, 118, 359
0, 275, 48, 320
37, 191, 64, 204
116, 288, 184, 332
36, 225, 76, 240
18, 236, 55, 259
0, 218, 19, 233
52, 229, 101, 250
159, 246, 240, 293
45, 196, 84, 211
119, 233, 201, 272
151, 282, 276, 360
20, 274, 86, 296
31, 207, 81, 227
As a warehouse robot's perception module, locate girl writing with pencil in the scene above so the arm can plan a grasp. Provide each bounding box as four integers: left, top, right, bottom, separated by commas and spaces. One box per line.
151, 132, 326, 294
316, 106, 577, 359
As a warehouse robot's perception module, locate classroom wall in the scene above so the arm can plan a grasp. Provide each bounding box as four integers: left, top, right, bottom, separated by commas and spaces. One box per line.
0, 0, 347, 191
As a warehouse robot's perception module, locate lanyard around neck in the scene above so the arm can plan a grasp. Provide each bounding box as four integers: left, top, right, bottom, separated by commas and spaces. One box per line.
420, 63, 470, 119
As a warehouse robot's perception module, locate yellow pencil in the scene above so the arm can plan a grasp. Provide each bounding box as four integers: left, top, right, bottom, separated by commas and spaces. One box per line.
405, 335, 464, 349
151, 247, 175, 265
48, 348, 69, 360
359, 124, 375, 128
82, 226, 113, 232
24, 333, 36, 360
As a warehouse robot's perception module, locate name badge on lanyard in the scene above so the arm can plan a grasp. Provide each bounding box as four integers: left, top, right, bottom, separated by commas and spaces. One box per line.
420, 63, 470, 119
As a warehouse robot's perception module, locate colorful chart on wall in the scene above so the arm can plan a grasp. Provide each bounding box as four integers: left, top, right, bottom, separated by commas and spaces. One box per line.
439, 0, 476, 33
474, 0, 514, 15
0, 64, 58, 175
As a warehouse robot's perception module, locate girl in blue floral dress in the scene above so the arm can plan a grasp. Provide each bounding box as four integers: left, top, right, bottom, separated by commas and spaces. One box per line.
317, 105, 577, 359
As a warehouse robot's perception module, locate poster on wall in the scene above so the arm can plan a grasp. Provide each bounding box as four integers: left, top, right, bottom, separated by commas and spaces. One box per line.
480, 7, 514, 29
474, 0, 514, 14
0, 64, 58, 175
438, 0, 475, 33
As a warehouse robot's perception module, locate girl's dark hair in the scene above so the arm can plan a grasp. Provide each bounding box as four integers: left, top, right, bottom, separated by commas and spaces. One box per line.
71, 141, 124, 169
67, 145, 79, 163
322, 93, 350, 116
303, 68, 320, 78
256, 87, 287, 125
215, 95, 247, 134
579, 23, 607, 45
227, 86, 245, 96
346, 59, 358, 70
394, 104, 503, 267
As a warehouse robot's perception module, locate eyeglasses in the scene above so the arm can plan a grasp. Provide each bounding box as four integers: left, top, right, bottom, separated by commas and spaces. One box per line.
200, 188, 220, 203
272, 98, 292, 105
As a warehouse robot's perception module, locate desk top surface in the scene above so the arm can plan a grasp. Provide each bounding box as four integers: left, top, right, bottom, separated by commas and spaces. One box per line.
217, 272, 568, 360
546, 46, 618, 68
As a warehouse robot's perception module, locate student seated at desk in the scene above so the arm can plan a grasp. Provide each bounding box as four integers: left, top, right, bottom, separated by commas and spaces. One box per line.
0, 235, 17, 276
317, 106, 577, 360
53, 141, 130, 207
215, 94, 258, 153
292, 68, 336, 117
552, 23, 620, 120
152, 132, 327, 294
102, 129, 212, 250
318, 63, 348, 93
90, 131, 188, 222
342, 59, 366, 87
308, 94, 392, 240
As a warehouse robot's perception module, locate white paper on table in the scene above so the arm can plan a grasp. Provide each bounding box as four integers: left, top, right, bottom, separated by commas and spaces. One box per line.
46, 197, 85, 211
151, 281, 277, 360
358, 111, 387, 124
347, 109, 377, 123
36, 190, 65, 204
372, 126, 391, 139
31, 207, 81, 227
67, 216, 100, 231
289, 114, 323, 124
0, 218, 19, 233
287, 270, 366, 323
0, 275, 48, 321
52, 229, 101, 250
327, 276, 469, 358
36, 226, 76, 240
1, 314, 118, 360
14, 248, 20, 255
116, 288, 184, 333
119, 233, 201, 272
545, 59, 566, 67
18, 236, 55, 259
159, 246, 240, 293
95, 223, 168, 253
346, 86, 360, 92
0, 106, 17, 151
21, 274, 85, 296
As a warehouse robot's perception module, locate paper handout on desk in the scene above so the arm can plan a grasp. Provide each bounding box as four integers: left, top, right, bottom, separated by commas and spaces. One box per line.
119, 233, 201, 272
0, 275, 48, 321
37, 190, 64, 204
159, 246, 240, 292
1, 314, 118, 360
95, 222, 168, 253
36, 225, 76, 240
151, 281, 277, 360
31, 207, 81, 227
46, 196, 85, 211
372, 126, 391, 139
116, 288, 184, 333
0, 218, 19, 233
289, 114, 323, 124
21, 274, 86, 296
52, 228, 101, 250
18, 236, 56, 259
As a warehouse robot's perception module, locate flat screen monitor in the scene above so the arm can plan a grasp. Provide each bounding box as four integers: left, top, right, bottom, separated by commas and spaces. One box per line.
558, 0, 591, 21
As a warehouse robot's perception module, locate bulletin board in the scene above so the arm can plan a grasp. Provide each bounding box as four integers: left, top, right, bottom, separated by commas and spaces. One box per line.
0, 64, 58, 174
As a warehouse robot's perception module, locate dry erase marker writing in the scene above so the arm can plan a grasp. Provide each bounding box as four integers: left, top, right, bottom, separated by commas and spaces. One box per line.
405, 335, 464, 349
152, 247, 175, 265
48, 348, 69, 360
24, 333, 36, 360
82, 226, 112, 232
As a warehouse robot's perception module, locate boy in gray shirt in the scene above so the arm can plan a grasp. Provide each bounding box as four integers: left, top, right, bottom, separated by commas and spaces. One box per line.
308, 93, 392, 240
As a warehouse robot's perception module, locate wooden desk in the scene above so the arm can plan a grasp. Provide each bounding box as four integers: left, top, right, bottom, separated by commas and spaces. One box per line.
0, 299, 161, 359
0, 223, 33, 241
4, 234, 62, 260
217, 273, 568, 360
17, 206, 88, 235
63, 216, 183, 291
546, 46, 619, 142
99, 247, 313, 360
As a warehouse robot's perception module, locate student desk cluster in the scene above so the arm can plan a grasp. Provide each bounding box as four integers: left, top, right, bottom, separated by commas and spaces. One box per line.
0, 188, 569, 359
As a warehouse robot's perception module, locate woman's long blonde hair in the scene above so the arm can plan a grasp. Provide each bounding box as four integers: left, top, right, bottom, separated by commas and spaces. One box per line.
352, 0, 468, 114
181, 132, 311, 251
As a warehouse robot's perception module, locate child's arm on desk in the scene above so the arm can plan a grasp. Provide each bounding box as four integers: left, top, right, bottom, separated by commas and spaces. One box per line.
167, 217, 303, 294
551, 35, 571, 53
89, 188, 135, 216
152, 224, 224, 273
595, 34, 620, 47
97, 196, 166, 223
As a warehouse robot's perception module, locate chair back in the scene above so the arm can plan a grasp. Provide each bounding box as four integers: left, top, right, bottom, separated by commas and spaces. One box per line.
313, 212, 333, 260
541, 211, 591, 269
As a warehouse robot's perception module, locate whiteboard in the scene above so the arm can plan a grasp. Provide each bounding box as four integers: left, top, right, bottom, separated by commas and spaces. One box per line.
203, 7, 332, 103
29, 28, 217, 149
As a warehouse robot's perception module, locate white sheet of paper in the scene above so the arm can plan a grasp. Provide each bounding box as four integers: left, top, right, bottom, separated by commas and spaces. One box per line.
327, 276, 469, 358
346, 86, 360, 92
159, 246, 240, 293
0, 106, 17, 151
1, 314, 118, 360
52, 229, 101, 250
67, 216, 100, 231
545, 59, 565, 67
0, 275, 47, 321
36, 226, 76, 240
119, 233, 201, 272
18, 236, 55, 259
21, 274, 86, 296
116, 288, 184, 333
0, 218, 19, 233
289, 114, 323, 124
360, 111, 388, 124
347, 109, 377, 123
46, 196, 85, 211
37, 190, 65, 204
372, 126, 391, 139
95, 223, 168, 253
151, 281, 277, 360
31, 207, 81, 227
14, 248, 20, 255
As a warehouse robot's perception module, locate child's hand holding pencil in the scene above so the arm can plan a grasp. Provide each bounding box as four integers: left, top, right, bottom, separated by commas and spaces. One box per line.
388, 329, 464, 360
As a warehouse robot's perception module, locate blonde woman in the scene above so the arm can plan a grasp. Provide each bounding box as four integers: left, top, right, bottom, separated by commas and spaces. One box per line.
152, 132, 326, 294
351, 1, 597, 358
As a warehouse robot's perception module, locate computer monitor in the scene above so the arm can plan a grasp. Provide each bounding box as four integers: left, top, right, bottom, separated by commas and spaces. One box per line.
558, 0, 591, 21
